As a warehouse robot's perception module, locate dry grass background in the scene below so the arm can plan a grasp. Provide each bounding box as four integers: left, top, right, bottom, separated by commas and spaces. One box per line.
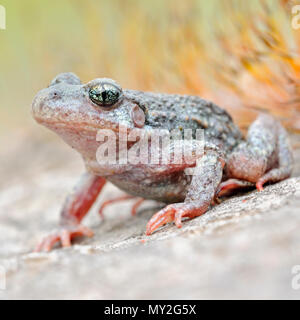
1, 0, 300, 136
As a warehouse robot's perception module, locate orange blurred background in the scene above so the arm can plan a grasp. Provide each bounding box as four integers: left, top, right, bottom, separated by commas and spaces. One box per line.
1, 0, 300, 137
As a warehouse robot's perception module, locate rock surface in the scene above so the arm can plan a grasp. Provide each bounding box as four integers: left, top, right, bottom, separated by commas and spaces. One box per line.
0, 130, 300, 299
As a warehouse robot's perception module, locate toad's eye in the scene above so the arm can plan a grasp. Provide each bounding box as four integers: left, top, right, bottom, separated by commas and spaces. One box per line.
89, 83, 121, 107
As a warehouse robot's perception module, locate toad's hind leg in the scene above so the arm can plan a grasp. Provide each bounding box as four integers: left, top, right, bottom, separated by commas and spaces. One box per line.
226, 114, 293, 190
256, 125, 293, 190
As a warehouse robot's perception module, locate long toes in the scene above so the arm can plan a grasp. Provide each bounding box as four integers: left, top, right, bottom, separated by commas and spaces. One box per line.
131, 198, 144, 216
65, 226, 93, 241
146, 206, 176, 235
256, 181, 264, 191
98, 195, 135, 219
61, 230, 72, 247
174, 209, 187, 228
34, 226, 94, 252
98, 206, 105, 218
34, 239, 46, 252
217, 179, 254, 197
77, 225, 94, 237
43, 235, 60, 252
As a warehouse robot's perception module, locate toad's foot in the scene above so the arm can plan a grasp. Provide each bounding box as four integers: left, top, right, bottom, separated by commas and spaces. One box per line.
226, 114, 293, 191
34, 225, 94, 252
98, 196, 145, 218
145, 150, 224, 235
34, 173, 105, 252
216, 179, 254, 198
145, 203, 206, 235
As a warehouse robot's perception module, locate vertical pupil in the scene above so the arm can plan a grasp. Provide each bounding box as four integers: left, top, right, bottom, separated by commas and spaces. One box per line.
90, 86, 119, 106
102, 91, 107, 102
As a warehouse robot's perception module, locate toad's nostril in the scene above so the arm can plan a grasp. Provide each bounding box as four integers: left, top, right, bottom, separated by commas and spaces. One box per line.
32, 88, 59, 119
46, 91, 60, 100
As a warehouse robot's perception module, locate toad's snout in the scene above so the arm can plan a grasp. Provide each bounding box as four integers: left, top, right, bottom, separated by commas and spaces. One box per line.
32, 72, 82, 123
32, 87, 63, 122
32, 85, 86, 126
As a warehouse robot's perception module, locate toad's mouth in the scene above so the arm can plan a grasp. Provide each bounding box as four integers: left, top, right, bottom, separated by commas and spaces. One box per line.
33, 115, 120, 134
34, 115, 141, 162
33, 114, 138, 149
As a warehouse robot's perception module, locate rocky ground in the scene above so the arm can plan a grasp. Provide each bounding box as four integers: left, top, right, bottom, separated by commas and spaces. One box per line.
0, 129, 300, 299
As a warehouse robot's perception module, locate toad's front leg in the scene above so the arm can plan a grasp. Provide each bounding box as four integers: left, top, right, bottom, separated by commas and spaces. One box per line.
35, 173, 106, 252
146, 151, 224, 235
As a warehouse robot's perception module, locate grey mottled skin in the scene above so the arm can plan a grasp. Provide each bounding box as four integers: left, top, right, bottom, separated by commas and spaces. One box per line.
31, 73, 293, 251
125, 89, 242, 148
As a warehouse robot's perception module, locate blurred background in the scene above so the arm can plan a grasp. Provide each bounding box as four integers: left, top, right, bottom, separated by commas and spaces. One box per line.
1, 0, 300, 135
1, 0, 300, 299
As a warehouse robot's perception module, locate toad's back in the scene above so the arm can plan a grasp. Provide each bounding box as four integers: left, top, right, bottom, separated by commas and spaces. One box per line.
124, 89, 243, 153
